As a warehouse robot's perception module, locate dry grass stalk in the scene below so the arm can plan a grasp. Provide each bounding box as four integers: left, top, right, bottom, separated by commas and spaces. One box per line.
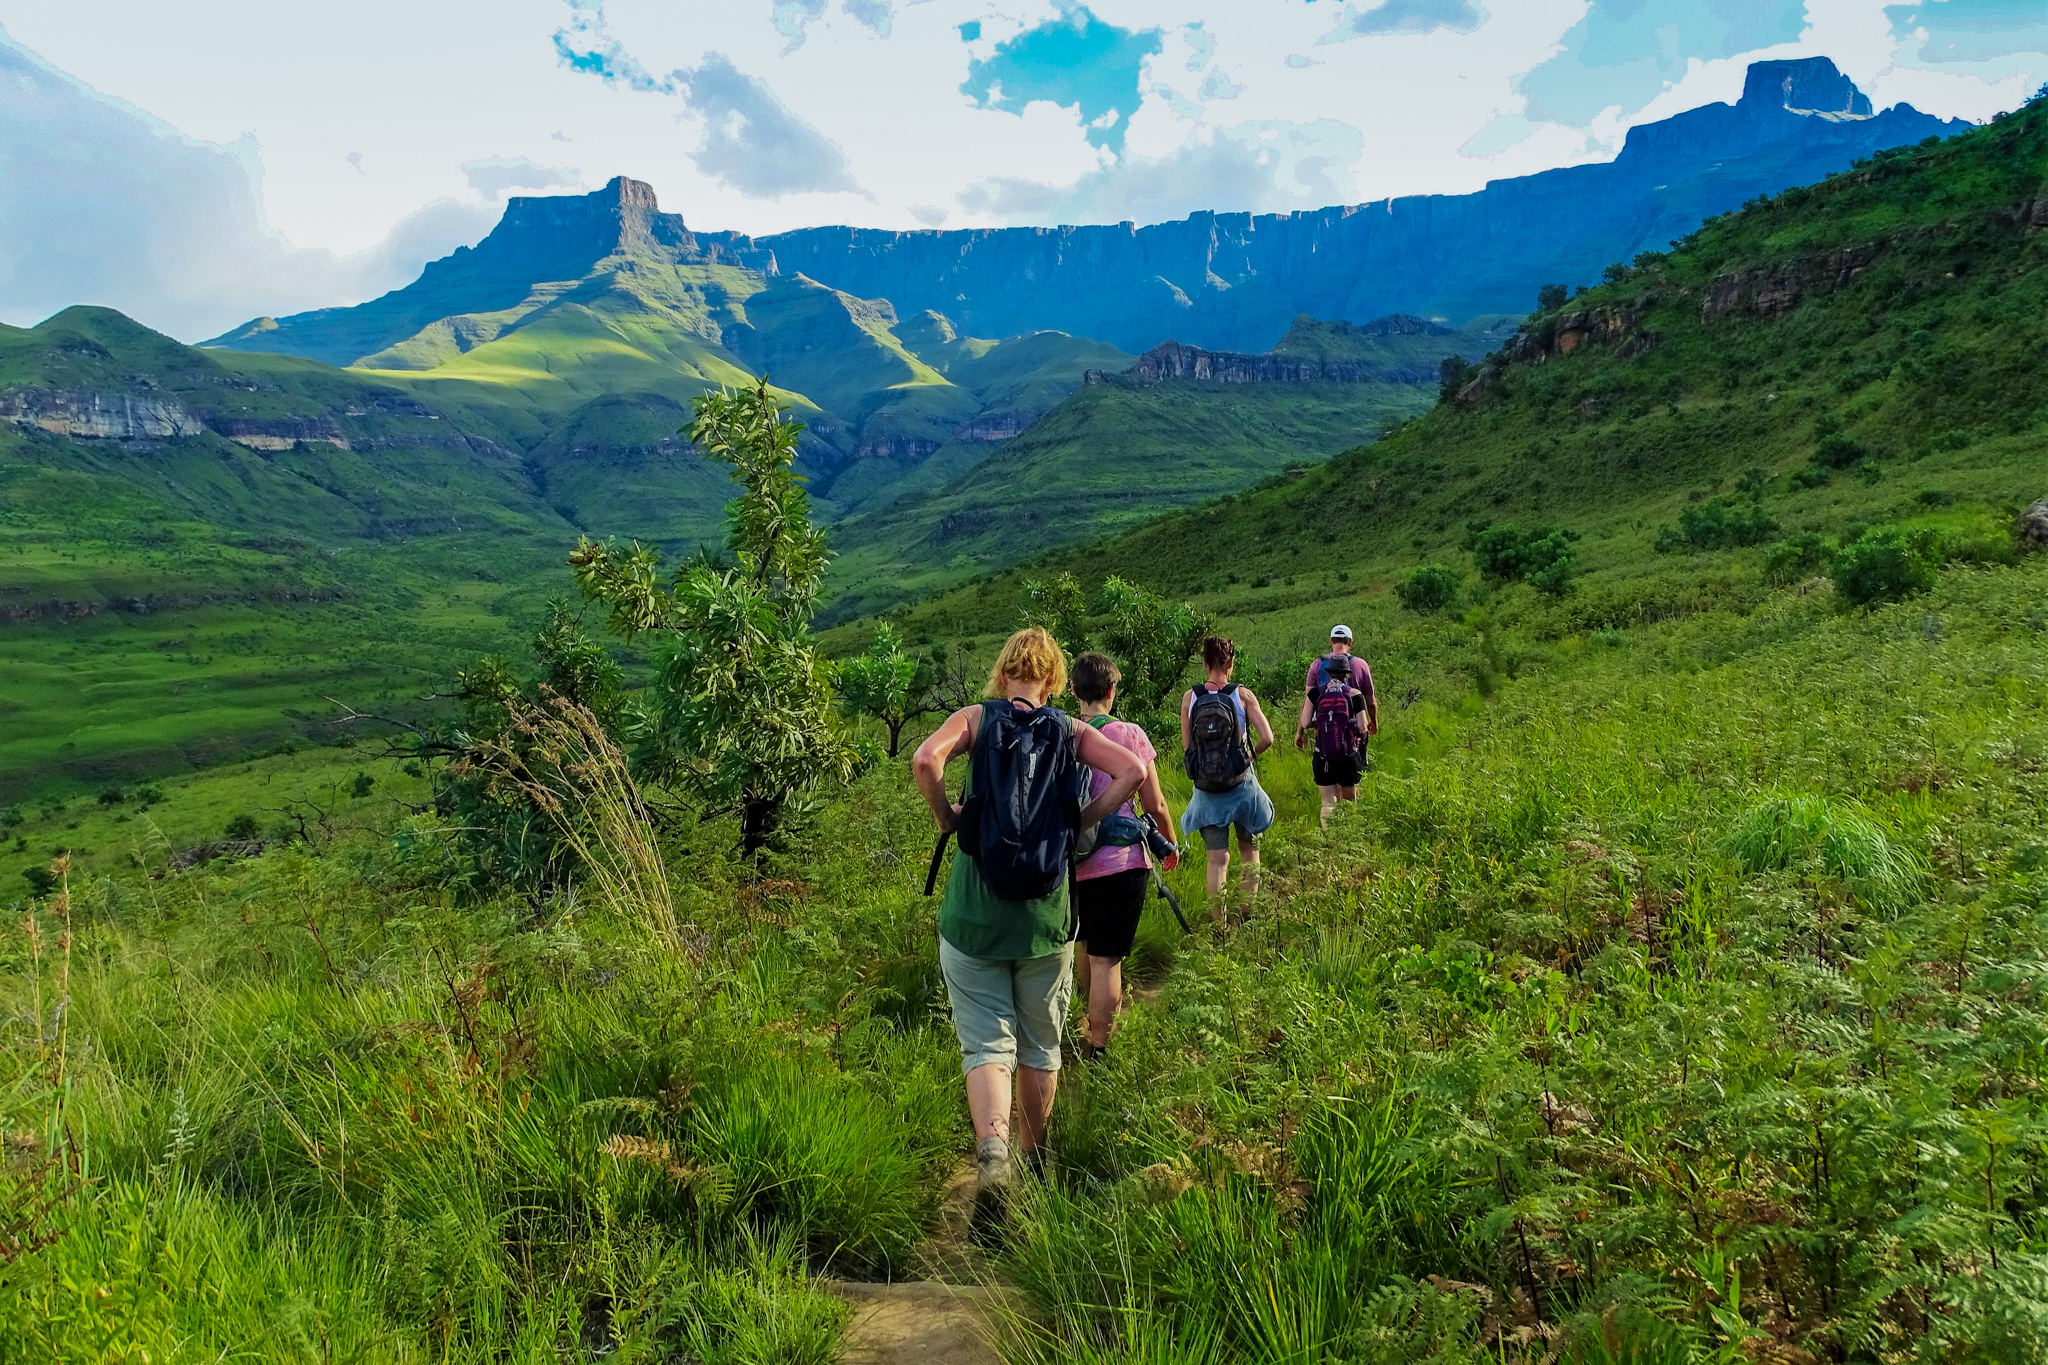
461, 689, 684, 952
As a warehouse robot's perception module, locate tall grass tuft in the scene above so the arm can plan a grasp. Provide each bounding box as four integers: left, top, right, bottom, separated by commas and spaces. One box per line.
461, 688, 682, 949
1721, 791, 1925, 911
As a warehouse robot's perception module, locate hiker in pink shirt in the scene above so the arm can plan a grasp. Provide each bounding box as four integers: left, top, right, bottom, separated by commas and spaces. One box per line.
1294, 624, 1378, 828
1070, 651, 1179, 1062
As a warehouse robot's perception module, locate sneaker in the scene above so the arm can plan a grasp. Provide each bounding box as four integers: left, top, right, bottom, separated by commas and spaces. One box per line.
974, 1136, 1012, 1198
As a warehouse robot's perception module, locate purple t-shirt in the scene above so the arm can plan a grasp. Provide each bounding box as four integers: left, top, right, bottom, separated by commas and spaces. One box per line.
1077, 718, 1156, 882
1305, 653, 1374, 702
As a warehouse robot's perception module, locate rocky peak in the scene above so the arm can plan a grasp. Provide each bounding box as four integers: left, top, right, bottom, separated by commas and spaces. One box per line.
488, 175, 696, 267
1741, 57, 1873, 119
608, 176, 660, 210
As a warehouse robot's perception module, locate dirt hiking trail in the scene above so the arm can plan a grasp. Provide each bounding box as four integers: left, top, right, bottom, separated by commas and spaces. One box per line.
830, 1160, 1009, 1365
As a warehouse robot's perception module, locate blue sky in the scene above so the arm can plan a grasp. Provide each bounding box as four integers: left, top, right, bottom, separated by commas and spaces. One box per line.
1, 0, 2042, 339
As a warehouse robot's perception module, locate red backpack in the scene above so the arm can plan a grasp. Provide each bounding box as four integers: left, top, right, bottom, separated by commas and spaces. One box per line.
1309, 656, 1362, 760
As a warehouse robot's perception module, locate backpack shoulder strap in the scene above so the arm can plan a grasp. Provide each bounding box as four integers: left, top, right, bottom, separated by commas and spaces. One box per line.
1087, 714, 1112, 730
1218, 682, 1239, 697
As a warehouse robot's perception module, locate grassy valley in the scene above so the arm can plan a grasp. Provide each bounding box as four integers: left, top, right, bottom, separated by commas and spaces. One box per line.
821, 313, 1516, 622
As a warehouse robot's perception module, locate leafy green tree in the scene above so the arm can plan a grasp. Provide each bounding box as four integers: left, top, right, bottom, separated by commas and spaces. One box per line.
1436, 356, 1472, 404
837, 623, 919, 758
1395, 563, 1460, 613
572, 378, 854, 856
1536, 283, 1569, 312
1019, 570, 1089, 662
1095, 576, 1213, 715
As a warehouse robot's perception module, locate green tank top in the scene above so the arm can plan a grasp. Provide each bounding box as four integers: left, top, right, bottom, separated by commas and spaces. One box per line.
937, 702, 1074, 961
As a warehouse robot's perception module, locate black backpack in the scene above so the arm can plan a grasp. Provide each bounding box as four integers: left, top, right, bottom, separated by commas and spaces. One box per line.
1184, 684, 1252, 793
956, 700, 1084, 901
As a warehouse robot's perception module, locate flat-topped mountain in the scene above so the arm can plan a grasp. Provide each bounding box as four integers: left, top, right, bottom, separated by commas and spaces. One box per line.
744, 58, 1967, 351
214, 58, 1964, 371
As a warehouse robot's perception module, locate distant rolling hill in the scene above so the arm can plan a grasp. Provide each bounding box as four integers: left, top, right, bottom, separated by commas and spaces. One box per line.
820, 312, 1518, 621
0, 306, 576, 796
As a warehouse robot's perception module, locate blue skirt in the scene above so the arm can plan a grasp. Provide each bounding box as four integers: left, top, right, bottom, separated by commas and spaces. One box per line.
1183, 770, 1276, 837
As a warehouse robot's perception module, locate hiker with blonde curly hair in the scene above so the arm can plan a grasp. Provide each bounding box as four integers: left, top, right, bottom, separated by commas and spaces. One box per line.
912, 627, 1144, 1202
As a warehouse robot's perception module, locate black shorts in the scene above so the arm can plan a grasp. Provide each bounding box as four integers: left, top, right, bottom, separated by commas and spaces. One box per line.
1075, 868, 1149, 960
1312, 750, 1364, 788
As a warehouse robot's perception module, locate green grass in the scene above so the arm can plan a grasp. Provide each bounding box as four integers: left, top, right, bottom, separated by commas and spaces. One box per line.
7, 550, 2046, 1360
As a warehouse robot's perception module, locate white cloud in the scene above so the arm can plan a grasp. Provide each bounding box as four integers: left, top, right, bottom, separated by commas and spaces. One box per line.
0, 28, 501, 341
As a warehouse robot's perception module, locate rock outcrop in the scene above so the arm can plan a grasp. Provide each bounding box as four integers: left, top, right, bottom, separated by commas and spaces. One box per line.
1700, 243, 1886, 322
2020, 499, 2048, 548
0, 386, 361, 450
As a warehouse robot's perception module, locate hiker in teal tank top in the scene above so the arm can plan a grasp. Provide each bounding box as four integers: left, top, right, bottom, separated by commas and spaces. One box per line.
912, 627, 1145, 1204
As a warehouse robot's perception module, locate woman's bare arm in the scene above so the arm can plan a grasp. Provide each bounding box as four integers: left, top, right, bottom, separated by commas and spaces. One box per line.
1179, 690, 1194, 752
1074, 723, 1144, 827
1240, 688, 1276, 755
1136, 762, 1178, 847
911, 705, 978, 832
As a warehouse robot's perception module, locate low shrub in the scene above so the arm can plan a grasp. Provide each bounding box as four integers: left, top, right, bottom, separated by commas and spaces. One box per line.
1395, 564, 1461, 613
1813, 433, 1870, 468
1833, 527, 1944, 606
1469, 522, 1579, 595
1655, 497, 1779, 552
1764, 532, 1833, 585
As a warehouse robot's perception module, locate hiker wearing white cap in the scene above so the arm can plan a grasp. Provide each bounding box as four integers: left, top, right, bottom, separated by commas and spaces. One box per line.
1295, 625, 1377, 828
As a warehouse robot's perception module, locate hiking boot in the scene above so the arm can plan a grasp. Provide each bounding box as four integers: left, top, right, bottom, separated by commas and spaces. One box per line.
1018, 1145, 1047, 1180
974, 1136, 1012, 1198
1079, 1040, 1108, 1063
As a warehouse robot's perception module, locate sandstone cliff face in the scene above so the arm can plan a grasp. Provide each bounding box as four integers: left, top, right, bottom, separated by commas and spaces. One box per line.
1115, 340, 1419, 385
0, 388, 205, 439
1700, 244, 1886, 322
0, 386, 368, 450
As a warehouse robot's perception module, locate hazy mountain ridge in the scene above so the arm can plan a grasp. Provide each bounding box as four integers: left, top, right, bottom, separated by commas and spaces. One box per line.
748, 59, 1968, 352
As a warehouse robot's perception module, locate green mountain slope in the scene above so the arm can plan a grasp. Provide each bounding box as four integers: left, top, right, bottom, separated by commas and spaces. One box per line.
0, 308, 577, 796
203, 180, 1136, 548
850, 98, 2048, 667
